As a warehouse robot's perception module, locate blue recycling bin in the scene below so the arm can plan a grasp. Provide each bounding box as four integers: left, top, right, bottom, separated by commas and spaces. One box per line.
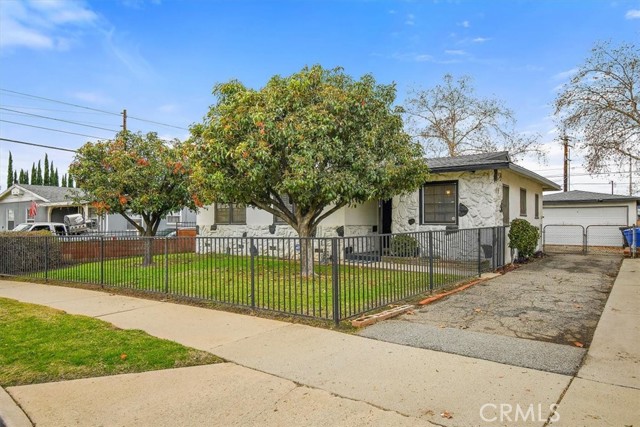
621, 227, 639, 248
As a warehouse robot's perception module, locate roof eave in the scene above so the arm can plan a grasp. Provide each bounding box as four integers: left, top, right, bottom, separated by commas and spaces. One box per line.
507, 164, 561, 191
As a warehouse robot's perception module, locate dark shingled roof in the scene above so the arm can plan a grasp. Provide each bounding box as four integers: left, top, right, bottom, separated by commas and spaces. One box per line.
426, 151, 511, 170
425, 151, 560, 191
15, 185, 85, 203
543, 190, 640, 204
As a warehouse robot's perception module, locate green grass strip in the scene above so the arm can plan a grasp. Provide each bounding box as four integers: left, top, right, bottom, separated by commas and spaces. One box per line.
0, 297, 222, 387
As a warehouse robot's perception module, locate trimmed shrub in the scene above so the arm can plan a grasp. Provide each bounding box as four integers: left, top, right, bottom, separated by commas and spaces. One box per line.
508, 218, 540, 260
0, 231, 63, 275
390, 234, 419, 257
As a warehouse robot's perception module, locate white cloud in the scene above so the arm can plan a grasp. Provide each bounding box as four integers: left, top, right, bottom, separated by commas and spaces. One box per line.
625, 9, 640, 19
552, 67, 578, 80
472, 37, 491, 43
406, 13, 415, 26
445, 49, 466, 55
0, 0, 97, 51
73, 91, 113, 105
460, 20, 470, 28
392, 52, 432, 62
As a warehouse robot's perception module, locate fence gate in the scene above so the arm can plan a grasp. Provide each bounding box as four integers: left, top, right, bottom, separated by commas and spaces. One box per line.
586, 225, 626, 255
543, 225, 585, 254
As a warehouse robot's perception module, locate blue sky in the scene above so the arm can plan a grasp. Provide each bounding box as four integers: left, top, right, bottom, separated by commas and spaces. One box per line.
0, 0, 639, 194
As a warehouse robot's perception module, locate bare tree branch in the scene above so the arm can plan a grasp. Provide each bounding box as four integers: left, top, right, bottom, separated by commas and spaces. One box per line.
405, 74, 546, 162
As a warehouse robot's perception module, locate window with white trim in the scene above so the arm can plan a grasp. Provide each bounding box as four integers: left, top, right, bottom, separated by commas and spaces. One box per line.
215, 203, 246, 224
421, 181, 458, 225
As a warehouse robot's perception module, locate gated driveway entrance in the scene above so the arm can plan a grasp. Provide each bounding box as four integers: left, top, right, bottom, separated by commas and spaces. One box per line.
359, 253, 622, 374
543, 224, 628, 254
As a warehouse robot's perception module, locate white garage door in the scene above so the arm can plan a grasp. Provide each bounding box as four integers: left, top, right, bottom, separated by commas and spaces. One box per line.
544, 206, 629, 247
543, 206, 628, 227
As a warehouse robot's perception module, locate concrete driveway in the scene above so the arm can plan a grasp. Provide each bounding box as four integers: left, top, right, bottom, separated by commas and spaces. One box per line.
359, 254, 622, 375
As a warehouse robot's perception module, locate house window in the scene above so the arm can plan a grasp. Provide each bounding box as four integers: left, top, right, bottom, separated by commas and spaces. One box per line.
502, 185, 510, 225
274, 195, 295, 224
421, 181, 458, 224
535, 194, 540, 219
7, 209, 14, 230
25, 209, 35, 223
165, 211, 181, 225
520, 188, 527, 216
127, 216, 142, 231
215, 203, 246, 224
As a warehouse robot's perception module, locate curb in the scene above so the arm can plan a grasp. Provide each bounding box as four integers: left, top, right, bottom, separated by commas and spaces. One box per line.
0, 387, 32, 427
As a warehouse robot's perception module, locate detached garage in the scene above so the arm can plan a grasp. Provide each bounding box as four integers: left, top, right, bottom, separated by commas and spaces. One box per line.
543, 190, 640, 249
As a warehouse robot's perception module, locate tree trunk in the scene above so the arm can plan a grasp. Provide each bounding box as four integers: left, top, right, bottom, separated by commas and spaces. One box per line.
141, 229, 155, 267
297, 222, 315, 278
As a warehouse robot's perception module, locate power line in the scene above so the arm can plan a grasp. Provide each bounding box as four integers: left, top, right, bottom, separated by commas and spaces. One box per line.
0, 137, 77, 153
127, 114, 188, 131
1, 88, 189, 131
0, 88, 121, 117
0, 107, 119, 133
0, 119, 107, 139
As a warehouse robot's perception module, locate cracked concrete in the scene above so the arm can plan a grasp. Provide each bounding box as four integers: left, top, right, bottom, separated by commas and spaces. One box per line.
360, 254, 621, 374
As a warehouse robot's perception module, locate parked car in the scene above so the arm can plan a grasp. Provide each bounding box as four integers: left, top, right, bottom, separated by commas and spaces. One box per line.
12, 222, 69, 235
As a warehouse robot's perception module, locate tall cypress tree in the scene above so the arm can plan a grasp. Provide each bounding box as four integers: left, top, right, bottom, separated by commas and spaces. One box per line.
43, 154, 50, 186
36, 161, 42, 185
61, 174, 67, 187
13, 171, 17, 185
30, 163, 36, 185
50, 160, 56, 186
6, 151, 13, 189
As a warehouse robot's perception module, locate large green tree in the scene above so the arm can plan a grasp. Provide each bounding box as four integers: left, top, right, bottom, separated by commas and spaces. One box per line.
70, 131, 196, 265
189, 65, 428, 275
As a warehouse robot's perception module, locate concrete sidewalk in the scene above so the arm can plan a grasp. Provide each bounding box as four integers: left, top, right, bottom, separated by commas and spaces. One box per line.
1, 259, 638, 426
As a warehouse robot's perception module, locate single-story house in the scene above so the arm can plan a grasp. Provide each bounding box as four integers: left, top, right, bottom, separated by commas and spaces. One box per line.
0, 184, 196, 233
542, 190, 640, 247
197, 152, 560, 261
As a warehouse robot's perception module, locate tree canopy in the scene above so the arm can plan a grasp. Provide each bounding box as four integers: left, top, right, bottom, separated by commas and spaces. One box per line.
555, 41, 639, 175
189, 65, 428, 274
405, 74, 545, 161
70, 131, 195, 238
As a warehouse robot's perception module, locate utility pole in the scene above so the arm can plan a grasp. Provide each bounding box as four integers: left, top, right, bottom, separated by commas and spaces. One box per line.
563, 135, 570, 192
610, 180, 614, 195
122, 109, 127, 133
630, 157, 633, 196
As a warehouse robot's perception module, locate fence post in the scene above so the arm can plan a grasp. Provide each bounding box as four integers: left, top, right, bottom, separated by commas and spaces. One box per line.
633, 225, 637, 259
583, 226, 587, 255
491, 227, 496, 271
44, 236, 49, 282
428, 231, 434, 292
100, 236, 104, 287
477, 228, 482, 277
250, 237, 255, 309
163, 238, 169, 294
331, 237, 340, 326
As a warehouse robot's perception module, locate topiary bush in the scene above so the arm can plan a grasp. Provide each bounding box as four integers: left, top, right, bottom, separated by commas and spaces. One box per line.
508, 218, 540, 261
390, 234, 419, 257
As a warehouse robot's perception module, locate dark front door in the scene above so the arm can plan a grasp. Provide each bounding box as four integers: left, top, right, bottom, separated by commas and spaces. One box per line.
379, 199, 393, 250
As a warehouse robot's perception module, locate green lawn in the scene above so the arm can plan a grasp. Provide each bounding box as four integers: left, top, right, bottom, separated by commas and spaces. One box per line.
33, 252, 469, 320
0, 297, 222, 387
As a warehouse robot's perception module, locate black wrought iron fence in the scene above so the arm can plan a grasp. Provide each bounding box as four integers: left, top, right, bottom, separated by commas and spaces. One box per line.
0, 227, 507, 324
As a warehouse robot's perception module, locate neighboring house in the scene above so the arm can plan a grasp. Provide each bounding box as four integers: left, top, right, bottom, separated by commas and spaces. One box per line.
0, 184, 90, 231
542, 190, 640, 247
197, 152, 559, 261
0, 184, 196, 232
